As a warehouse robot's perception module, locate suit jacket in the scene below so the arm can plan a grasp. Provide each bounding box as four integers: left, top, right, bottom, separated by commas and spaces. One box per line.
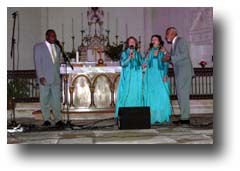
170, 37, 194, 79
33, 42, 61, 85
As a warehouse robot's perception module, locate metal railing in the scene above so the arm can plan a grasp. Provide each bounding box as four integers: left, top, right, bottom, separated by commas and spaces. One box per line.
168, 67, 213, 99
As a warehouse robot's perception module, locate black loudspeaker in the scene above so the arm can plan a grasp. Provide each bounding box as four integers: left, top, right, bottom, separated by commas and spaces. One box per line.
118, 107, 151, 129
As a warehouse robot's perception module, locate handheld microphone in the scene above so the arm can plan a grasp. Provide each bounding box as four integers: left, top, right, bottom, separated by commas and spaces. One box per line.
149, 43, 153, 48
55, 40, 74, 70
129, 45, 134, 57
129, 45, 134, 49
55, 40, 65, 57
55, 40, 62, 49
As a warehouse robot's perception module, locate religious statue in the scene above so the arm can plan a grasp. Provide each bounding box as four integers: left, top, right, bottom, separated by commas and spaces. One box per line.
87, 7, 104, 36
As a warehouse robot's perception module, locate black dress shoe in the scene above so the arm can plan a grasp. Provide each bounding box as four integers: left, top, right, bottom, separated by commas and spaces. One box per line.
42, 120, 51, 127
180, 120, 190, 125
172, 120, 181, 125
55, 120, 65, 129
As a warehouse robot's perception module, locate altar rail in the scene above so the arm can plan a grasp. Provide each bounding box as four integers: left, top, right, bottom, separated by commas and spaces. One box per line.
7, 68, 213, 104
168, 67, 213, 99
7, 70, 40, 102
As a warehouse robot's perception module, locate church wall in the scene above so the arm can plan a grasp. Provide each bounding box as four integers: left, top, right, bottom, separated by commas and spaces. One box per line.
7, 7, 213, 70
152, 7, 213, 67
7, 7, 42, 70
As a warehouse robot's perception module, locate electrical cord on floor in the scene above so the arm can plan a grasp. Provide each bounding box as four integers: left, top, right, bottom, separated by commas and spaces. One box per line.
7, 117, 116, 133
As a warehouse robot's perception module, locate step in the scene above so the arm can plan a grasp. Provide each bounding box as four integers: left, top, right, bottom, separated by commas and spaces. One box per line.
7, 100, 213, 121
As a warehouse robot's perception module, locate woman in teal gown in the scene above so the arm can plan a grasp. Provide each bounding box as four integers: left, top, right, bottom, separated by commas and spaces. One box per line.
115, 37, 144, 119
143, 35, 172, 124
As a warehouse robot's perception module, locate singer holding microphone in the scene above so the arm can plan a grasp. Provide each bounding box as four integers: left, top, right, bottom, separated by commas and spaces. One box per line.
33, 29, 65, 128
115, 36, 144, 122
143, 35, 171, 125
163, 27, 194, 126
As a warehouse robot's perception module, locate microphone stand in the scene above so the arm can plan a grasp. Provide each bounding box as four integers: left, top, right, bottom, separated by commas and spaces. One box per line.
57, 42, 74, 129
9, 12, 18, 126
64, 52, 74, 129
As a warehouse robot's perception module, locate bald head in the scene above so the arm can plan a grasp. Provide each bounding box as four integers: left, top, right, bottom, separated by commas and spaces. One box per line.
165, 27, 178, 43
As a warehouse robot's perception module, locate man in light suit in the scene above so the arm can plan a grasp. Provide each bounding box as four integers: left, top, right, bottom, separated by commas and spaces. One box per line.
34, 29, 64, 128
163, 27, 194, 126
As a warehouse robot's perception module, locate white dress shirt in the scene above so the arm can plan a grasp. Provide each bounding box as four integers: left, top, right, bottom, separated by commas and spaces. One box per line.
45, 40, 56, 64
172, 36, 178, 50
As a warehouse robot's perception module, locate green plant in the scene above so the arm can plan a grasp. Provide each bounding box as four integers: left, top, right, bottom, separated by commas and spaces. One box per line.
104, 43, 123, 61
7, 79, 30, 100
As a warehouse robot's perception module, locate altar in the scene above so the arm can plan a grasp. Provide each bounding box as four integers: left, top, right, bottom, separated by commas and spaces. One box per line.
59, 7, 136, 113
60, 64, 121, 112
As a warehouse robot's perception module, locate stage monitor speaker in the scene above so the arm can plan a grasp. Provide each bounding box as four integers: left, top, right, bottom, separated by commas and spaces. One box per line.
118, 107, 151, 129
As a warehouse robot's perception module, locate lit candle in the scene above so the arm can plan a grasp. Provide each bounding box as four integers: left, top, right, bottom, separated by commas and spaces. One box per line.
62, 24, 64, 42
72, 18, 74, 36
107, 12, 110, 30
116, 18, 118, 35
81, 13, 83, 30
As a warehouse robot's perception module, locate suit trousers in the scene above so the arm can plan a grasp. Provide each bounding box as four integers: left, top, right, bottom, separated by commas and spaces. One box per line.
174, 59, 192, 120
39, 81, 61, 122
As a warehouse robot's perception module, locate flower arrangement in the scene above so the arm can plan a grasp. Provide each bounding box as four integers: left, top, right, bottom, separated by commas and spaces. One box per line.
199, 60, 207, 68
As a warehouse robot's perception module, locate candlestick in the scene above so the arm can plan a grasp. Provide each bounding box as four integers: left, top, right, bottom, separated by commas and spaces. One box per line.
80, 29, 85, 47
81, 13, 84, 30
107, 12, 110, 30
71, 36, 75, 53
116, 18, 118, 35
72, 18, 74, 36
62, 24, 64, 42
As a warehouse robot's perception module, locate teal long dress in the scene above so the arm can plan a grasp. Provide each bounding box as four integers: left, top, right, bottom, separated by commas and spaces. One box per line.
143, 47, 172, 124
115, 48, 143, 118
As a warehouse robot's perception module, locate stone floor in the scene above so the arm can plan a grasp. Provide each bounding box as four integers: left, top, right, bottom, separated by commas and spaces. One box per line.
7, 117, 213, 144
7, 101, 213, 144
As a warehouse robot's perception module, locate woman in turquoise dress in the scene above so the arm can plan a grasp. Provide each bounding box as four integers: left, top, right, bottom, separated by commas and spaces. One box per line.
115, 36, 144, 120
143, 35, 172, 124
